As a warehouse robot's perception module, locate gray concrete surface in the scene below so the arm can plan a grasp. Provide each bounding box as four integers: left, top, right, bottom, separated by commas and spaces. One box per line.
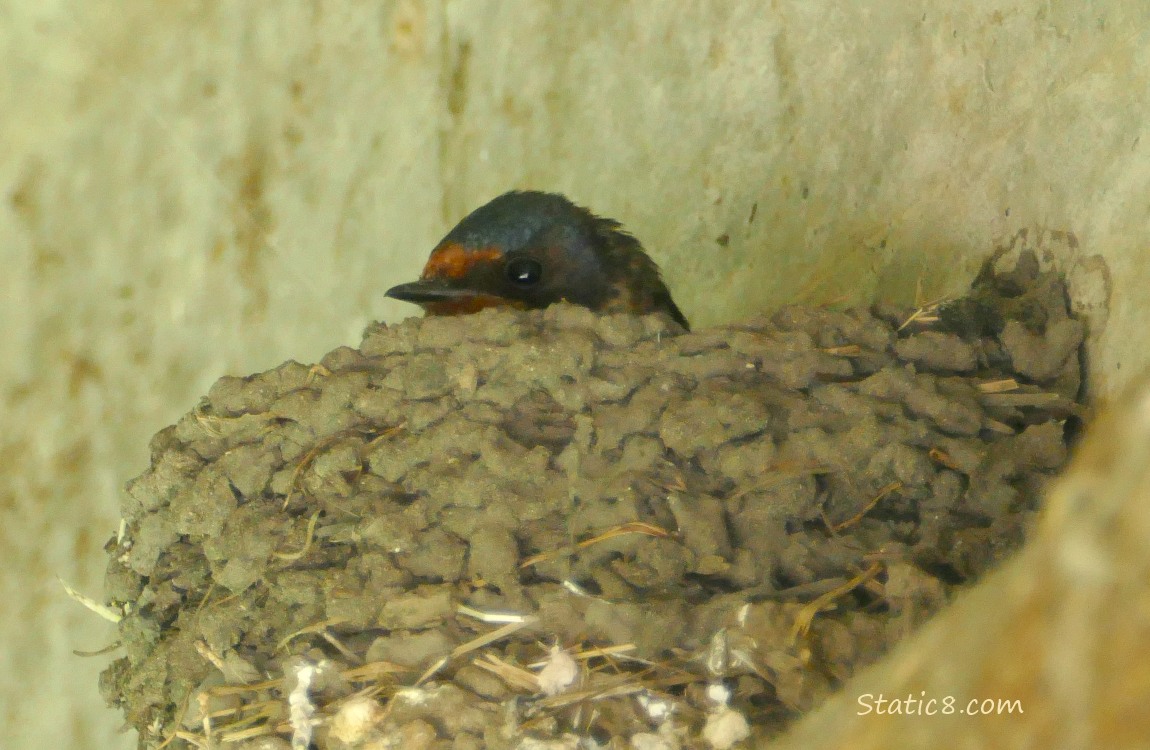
1, 2, 1147, 747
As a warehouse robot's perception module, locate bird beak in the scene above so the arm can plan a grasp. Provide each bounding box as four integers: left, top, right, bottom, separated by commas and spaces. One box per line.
386, 278, 524, 315
384, 279, 479, 304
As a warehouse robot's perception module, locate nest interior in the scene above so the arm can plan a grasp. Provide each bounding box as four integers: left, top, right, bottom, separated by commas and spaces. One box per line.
100, 250, 1085, 750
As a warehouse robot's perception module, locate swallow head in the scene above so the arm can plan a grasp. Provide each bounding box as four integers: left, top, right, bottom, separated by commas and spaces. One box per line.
386, 191, 688, 329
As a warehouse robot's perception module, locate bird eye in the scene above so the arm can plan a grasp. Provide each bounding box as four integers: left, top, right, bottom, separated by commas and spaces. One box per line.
505, 257, 543, 286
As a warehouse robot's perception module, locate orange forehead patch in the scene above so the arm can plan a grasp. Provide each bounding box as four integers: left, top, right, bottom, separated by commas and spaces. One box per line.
421, 243, 504, 280
423, 294, 527, 316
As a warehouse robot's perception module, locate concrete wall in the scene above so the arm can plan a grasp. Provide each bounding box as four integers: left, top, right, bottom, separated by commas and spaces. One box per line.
2, 2, 1147, 747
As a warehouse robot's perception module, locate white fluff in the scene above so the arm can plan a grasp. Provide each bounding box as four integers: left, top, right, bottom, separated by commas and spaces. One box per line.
288, 662, 318, 750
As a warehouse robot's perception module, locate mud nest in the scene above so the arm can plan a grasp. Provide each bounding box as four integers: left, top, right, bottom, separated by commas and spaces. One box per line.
101, 250, 1084, 749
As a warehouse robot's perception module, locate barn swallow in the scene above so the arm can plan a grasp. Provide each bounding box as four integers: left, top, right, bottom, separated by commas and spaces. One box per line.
385, 191, 689, 330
